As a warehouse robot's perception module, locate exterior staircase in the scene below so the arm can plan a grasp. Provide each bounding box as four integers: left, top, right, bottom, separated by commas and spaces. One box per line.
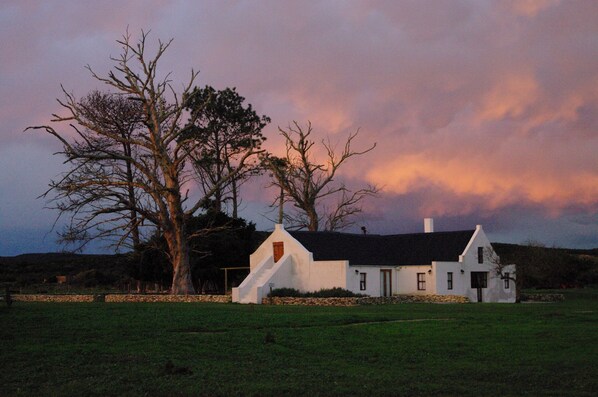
232, 255, 292, 304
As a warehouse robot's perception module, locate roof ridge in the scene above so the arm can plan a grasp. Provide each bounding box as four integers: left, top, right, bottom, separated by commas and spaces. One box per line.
287, 228, 477, 266
288, 229, 475, 238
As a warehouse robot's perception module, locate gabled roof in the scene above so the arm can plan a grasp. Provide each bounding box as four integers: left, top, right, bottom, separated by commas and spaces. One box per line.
288, 230, 476, 266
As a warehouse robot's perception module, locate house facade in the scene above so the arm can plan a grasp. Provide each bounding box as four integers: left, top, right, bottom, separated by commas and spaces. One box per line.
232, 220, 516, 304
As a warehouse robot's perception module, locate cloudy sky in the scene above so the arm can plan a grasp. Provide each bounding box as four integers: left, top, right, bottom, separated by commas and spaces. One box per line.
1, 0, 598, 255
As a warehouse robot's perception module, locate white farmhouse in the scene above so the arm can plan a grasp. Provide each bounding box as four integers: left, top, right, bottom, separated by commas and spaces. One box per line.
232, 219, 516, 304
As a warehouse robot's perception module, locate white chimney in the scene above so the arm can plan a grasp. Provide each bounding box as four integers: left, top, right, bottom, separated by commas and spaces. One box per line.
424, 218, 434, 233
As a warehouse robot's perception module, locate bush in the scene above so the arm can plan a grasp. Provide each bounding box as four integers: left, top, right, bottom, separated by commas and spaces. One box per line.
268, 287, 365, 298
268, 287, 303, 297
308, 287, 365, 298
72, 269, 110, 287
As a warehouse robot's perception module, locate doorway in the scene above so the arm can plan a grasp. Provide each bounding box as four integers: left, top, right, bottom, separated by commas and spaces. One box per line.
471, 271, 488, 303
273, 242, 284, 262
380, 269, 392, 297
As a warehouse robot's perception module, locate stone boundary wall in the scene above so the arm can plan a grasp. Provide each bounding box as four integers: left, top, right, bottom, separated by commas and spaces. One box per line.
264, 297, 360, 306
12, 294, 469, 305
521, 293, 565, 302
12, 294, 99, 302
359, 295, 469, 304
11, 294, 231, 303
105, 294, 231, 303
263, 294, 469, 306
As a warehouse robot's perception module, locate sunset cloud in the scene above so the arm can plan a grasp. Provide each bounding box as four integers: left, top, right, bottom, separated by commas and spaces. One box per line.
1, 0, 597, 253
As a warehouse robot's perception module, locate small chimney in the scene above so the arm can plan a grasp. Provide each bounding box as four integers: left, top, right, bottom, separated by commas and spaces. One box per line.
424, 218, 434, 233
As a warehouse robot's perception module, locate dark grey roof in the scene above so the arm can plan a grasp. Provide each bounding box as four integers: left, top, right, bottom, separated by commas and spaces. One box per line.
288, 230, 476, 266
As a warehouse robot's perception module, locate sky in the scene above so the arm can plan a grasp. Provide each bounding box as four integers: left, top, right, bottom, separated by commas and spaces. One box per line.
1, 0, 598, 255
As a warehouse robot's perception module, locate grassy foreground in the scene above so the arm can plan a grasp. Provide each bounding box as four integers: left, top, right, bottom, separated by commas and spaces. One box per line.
1, 290, 596, 397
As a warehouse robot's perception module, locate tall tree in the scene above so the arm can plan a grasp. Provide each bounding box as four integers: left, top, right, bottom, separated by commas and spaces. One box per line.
26, 31, 262, 294
182, 86, 270, 217
76, 91, 144, 249
264, 121, 378, 231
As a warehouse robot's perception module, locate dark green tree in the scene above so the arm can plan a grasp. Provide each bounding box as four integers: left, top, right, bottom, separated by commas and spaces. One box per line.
182, 86, 270, 218
131, 211, 257, 293
186, 211, 256, 293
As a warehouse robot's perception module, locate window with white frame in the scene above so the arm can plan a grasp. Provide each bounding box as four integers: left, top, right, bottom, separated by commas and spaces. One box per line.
504, 272, 510, 289
447, 272, 453, 290
360, 273, 367, 290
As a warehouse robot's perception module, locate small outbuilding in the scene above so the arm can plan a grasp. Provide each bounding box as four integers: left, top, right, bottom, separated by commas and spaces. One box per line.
232, 220, 516, 304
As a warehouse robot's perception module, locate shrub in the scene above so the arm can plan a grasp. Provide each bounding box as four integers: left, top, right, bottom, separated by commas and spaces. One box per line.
307, 288, 365, 298
268, 287, 365, 298
268, 287, 302, 297
72, 269, 109, 287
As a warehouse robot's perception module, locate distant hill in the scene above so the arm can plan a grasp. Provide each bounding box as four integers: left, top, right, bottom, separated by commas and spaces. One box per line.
0, 252, 132, 288
493, 243, 598, 289
494, 243, 598, 257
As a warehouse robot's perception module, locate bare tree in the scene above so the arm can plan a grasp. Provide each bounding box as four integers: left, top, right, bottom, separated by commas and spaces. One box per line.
26, 31, 262, 294
485, 246, 520, 303
263, 121, 378, 231
76, 91, 144, 249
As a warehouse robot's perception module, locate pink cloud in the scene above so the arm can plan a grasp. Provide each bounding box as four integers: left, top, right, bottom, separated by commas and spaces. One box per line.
1, 0, 598, 251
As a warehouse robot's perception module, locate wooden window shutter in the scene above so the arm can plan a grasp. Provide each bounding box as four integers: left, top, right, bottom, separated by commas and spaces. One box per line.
273, 242, 284, 262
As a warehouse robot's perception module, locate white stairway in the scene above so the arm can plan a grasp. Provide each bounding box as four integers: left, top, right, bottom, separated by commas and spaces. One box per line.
232, 255, 291, 304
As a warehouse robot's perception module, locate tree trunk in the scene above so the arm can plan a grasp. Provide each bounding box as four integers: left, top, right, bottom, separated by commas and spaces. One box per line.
212, 187, 223, 213
122, 141, 141, 249
171, 246, 195, 294
278, 186, 284, 224
165, 227, 195, 294
164, 175, 196, 295
306, 207, 319, 231
231, 178, 238, 219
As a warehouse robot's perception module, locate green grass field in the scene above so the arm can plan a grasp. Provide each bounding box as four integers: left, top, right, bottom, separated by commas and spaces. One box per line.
1, 290, 596, 397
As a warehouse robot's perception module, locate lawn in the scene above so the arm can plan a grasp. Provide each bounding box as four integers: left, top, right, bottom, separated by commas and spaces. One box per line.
1, 290, 596, 397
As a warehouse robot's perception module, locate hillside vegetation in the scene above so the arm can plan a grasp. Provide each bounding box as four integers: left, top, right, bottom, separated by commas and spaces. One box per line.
493, 243, 598, 289
1, 242, 597, 293
0, 253, 131, 292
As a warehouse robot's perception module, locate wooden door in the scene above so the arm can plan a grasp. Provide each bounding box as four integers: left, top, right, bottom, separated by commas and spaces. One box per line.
380, 269, 392, 297
273, 242, 284, 262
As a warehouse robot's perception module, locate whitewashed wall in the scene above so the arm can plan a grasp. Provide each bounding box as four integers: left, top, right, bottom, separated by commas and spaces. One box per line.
348, 266, 388, 296
396, 265, 434, 295
433, 262, 465, 296
303, 260, 348, 292
249, 224, 311, 270
457, 226, 517, 303
248, 225, 349, 294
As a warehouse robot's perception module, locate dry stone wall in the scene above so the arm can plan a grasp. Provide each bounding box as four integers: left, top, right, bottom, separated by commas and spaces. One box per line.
520, 293, 565, 302
12, 294, 99, 302
105, 294, 231, 303
263, 294, 469, 306
265, 297, 360, 306
11, 294, 231, 303
359, 295, 469, 304
12, 293, 468, 305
